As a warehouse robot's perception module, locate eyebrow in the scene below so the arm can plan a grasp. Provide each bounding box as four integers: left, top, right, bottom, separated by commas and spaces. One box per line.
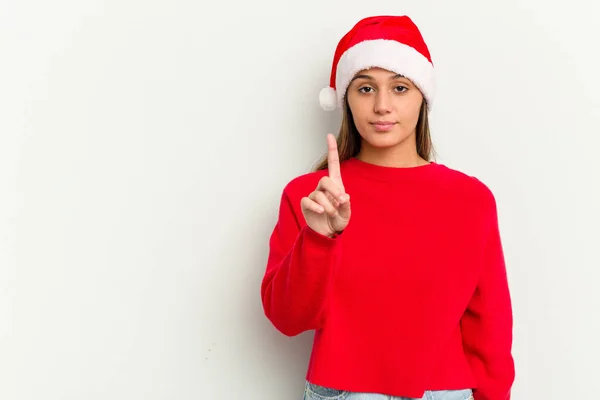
350, 73, 406, 84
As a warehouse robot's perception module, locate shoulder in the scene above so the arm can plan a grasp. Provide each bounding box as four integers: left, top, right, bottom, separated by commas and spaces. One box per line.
436, 163, 498, 211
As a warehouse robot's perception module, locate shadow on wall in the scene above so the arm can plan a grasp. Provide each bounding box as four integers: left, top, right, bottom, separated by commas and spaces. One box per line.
224, 190, 315, 394
206, 90, 340, 394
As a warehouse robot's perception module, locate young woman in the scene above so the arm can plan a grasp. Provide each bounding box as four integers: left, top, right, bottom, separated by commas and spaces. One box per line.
260, 15, 515, 400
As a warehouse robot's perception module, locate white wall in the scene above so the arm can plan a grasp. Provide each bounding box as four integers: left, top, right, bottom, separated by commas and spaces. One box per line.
1, 1, 599, 399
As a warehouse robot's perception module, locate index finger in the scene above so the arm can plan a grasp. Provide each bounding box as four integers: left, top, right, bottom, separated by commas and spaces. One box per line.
327, 133, 343, 185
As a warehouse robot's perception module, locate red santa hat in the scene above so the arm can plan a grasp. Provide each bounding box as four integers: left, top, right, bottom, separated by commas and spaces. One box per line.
319, 15, 435, 111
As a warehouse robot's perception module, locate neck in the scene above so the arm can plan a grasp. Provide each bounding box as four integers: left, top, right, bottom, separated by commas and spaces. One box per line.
357, 135, 428, 168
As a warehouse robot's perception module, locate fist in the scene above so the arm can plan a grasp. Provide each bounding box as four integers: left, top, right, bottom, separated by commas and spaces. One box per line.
301, 134, 351, 237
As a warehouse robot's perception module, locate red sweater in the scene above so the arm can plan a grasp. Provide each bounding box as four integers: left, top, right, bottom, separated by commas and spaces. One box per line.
260, 157, 515, 400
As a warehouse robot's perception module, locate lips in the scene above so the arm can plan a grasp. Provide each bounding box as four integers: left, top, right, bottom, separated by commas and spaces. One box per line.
371, 121, 396, 131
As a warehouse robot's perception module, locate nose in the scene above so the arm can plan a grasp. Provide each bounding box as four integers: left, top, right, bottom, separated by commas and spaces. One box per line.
373, 90, 392, 114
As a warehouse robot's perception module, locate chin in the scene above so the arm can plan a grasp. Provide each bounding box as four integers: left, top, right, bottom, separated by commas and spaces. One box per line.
362, 130, 409, 149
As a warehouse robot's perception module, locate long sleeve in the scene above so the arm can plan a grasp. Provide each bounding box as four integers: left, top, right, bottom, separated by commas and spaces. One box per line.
260, 185, 343, 337
461, 196, 515, 400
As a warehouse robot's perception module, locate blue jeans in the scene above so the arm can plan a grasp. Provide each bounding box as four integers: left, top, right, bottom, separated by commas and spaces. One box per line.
303, 382, 473, 400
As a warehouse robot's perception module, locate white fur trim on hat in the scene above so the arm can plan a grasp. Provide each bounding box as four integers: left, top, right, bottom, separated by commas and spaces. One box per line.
331, 39, 435, 111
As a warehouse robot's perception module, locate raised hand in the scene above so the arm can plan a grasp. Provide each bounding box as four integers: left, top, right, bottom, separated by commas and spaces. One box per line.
301, 134, 351, 237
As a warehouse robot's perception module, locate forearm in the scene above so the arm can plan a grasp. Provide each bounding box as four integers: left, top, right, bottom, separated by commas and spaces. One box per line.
261, 225, 342, 336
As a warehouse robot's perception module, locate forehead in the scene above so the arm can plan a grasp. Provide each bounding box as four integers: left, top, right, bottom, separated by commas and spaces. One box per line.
351, 67, 413, 84
356, 66, 397, 76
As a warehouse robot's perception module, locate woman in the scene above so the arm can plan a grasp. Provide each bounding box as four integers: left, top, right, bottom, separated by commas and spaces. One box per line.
260, 15, 515, 400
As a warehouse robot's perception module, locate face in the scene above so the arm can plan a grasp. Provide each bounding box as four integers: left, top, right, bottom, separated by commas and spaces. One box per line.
346, 67, 424, 150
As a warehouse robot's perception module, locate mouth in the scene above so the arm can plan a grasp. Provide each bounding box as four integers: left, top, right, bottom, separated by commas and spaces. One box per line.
370, 121, 397, 132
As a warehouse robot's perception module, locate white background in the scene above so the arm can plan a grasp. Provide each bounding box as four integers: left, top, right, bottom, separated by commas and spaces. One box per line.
1, 1, 599, 399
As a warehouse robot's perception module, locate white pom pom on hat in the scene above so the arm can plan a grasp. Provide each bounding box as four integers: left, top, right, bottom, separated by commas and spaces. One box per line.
319, 15, 435, 112
319, 87, 338, 111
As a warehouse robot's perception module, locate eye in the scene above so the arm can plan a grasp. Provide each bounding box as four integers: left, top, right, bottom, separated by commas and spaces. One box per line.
394, 85, 408, 93
358, 86, 375, 93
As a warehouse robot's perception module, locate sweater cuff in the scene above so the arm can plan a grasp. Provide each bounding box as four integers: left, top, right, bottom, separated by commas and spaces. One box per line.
303, 225, 344, 244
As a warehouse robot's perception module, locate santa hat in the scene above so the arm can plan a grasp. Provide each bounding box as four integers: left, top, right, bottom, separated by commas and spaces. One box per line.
319, 15, 435, 111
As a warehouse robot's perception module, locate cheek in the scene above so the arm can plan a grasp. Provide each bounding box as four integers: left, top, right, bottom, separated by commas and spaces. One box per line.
348, 100, 370, 124
397, 99, 422, 124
